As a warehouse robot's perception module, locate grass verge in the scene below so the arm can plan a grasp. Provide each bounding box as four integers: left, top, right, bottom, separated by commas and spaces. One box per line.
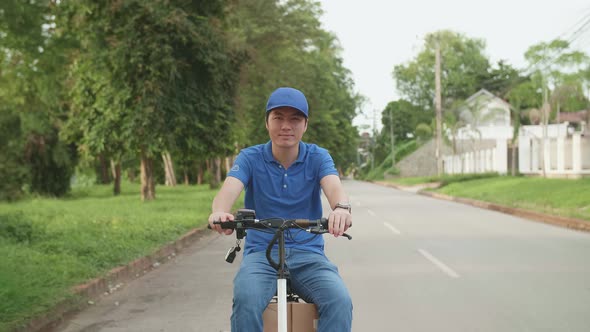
435, 176, 590, 221
0, 182, 218, 331
386, 175, 590, 222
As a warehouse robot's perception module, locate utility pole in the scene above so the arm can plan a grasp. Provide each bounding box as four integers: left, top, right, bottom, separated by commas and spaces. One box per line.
389, 108, 395, 168
371, 108, 378, 170
541, 82, 549, 178
435, 42, 443, 176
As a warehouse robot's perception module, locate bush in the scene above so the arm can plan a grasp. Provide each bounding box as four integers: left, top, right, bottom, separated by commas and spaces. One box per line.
415, 123, 432, 142
0, 110, 28, 201
0, 213, 34, 244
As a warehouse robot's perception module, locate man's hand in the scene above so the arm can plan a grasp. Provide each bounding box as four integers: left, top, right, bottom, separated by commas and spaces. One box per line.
208, 212, 235, 235
328, 209, 352, 237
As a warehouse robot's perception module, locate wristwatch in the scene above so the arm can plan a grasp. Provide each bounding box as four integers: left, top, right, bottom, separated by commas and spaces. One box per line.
334, 202, 352, 214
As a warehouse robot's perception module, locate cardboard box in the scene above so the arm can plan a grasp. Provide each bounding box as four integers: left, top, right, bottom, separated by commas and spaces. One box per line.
263, 302, 318, 332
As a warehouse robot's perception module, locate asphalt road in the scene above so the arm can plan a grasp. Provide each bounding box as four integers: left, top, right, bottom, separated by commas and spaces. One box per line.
55, 180, 590, 332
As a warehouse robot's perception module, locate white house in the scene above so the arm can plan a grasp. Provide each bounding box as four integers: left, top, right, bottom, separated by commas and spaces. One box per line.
398, 89, 589, 178
443, 89, 512, 174
442, 89, 590, 178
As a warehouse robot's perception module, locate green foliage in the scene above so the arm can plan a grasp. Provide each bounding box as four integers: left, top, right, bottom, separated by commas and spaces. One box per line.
226, 0, 360, 170
0, 182, 221, 331
0, 0, 77, 199
0, 109, 28, 200
393, 30, 491, 112
357, 139, 420, 181
415, 123, 432, 141
524, 39, 590, 108
372, 100, 429, 166
480, 60, 523, 97
62, 0, 241, 197
0, 212, 34, 244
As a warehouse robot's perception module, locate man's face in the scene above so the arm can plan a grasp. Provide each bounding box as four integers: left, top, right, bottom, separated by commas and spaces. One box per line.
266, 107, 308, 148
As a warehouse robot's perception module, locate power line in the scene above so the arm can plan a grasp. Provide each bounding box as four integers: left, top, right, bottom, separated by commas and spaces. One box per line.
521, 11, 590, 77
556, 9, 590, 41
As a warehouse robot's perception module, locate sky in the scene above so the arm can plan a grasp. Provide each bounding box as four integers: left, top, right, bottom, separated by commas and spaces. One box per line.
317, 0, 590, 132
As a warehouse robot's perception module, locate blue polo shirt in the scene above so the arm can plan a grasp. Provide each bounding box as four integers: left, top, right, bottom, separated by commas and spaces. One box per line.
227, 141, 339, 255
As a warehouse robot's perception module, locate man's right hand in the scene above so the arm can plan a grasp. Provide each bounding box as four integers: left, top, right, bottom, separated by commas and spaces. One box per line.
208, 212, 235, 235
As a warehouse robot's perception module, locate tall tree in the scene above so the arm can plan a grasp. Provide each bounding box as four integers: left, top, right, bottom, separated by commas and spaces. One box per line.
0, 0, 77, 198
225, 0, 360, 171
481, 60, 523, 96
65, 0, 240, 200
393, 30, 491, 113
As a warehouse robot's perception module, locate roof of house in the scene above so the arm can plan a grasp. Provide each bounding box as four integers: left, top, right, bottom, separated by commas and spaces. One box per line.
558, 110, 588, 123
465, 89, 512, 109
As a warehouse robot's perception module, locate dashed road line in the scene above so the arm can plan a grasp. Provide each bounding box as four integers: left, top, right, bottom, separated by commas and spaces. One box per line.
383, 222, 401, 235
418, 249, 460, 278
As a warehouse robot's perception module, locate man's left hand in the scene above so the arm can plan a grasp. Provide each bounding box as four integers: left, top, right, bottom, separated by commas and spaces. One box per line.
328, 209, 352, 237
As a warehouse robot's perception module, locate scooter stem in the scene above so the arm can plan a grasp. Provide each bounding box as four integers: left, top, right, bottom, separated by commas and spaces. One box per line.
277, 278, 288, 332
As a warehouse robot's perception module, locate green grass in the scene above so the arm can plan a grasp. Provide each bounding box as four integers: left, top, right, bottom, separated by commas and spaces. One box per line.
436, 176, 590, 221
0, 182, 220, 331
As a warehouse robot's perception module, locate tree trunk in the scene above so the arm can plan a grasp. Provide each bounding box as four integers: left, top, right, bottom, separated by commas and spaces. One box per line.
209, 158, 221, 189
511, 141, 517, 176
184, 170, 189, 185
127, 169, 136, 182
98, 153, 111, 184
215, 158, 222, 184
541, 102, 550, 178
197, 164, 203, 185
110, 159, 117, 181
162, 154, 171, 186
113, 161, 121, 196
162, 152, 177, 186
224, 157, 231, 176
140, 152, 156, 201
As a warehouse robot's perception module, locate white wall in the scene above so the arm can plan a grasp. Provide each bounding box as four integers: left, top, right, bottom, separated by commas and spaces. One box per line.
518, 124, 590, 178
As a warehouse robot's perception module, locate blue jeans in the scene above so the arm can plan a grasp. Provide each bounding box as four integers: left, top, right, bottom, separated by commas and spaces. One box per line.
231, 248, 353, 332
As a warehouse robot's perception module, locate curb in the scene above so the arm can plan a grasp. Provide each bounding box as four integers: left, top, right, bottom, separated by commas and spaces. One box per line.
373, 181, 442, 193
18, 227, 210, 332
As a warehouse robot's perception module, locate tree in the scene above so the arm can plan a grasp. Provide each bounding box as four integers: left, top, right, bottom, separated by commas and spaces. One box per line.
225, 0, 360, 172
393, 30, 491, 112
524, 39, 589, 177
373, 100, 426, 166
65, 0, 240, 200
506, 80, 541, 175
0, 0, 77, 198
481, 60, 523, 96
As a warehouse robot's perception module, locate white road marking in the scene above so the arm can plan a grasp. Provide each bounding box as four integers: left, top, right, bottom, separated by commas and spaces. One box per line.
383, 222, 401, 235
367, 209, 376, 217
418, 249, 460, 278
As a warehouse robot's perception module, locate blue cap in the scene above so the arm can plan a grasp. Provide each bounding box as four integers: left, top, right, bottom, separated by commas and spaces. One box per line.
266, 87, 309, 118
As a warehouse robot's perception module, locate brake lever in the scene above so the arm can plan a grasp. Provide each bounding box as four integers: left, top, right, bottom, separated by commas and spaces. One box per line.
307, 228, 352, 240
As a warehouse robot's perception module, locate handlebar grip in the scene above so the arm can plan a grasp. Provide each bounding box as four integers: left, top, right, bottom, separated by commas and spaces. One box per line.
211, 220, 236, 229
207, 221, 231, 229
